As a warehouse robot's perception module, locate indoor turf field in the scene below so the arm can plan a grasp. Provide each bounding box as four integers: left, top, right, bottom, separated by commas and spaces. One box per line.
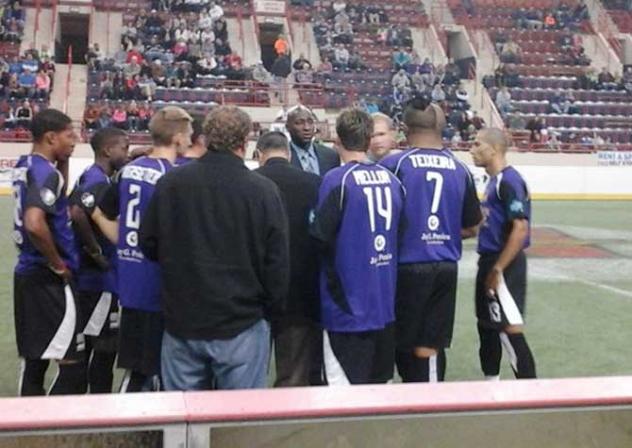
0, 198, 630, 396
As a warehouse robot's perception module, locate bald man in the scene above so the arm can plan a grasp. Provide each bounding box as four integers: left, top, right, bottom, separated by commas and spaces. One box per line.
381, 96, 481, 383
285, 106, 339, 176
368, 113, 398, 162
470, 128, 536, 380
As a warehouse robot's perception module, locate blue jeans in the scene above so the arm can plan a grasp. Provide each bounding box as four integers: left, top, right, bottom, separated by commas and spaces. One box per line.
161, 319, 270, 391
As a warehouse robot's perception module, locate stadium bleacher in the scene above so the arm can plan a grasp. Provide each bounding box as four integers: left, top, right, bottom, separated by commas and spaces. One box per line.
446, 0, 632, 146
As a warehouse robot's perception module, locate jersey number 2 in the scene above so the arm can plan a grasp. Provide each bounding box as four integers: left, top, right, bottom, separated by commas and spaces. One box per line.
125, 184, 141, 229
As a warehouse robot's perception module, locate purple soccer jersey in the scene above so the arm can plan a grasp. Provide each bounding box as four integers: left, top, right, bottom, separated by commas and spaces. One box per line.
310, 161, 405, 332
478, 166, 531, 254
12, 154, 78, 274
381, 147, 481, 263
69, 164, 117, 293
101, 156, 174, 311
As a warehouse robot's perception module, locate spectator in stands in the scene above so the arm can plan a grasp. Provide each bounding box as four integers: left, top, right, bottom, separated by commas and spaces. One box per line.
597, 67, 616, 90
455, 84, 469, 106
138, 74, 157, 100
127, 100, 141, 131
35, 69, 50, 100
85, 43, 104, 70
411, 69, 427, 93
22, 53, 38, 73
525, 10, 543, 30
333, 44, 349, 69
495, 86, 513, 116
391, 69, 410, 91
431, 83, 446, 103
127, 46, 144, 64
500, 39, 522, 64
543, 12, 557, 29
215, 38, 231, 57
443, 59, 461, 85
271, 53, 292, 79
251, 61, 272, 83
392, 48, 412, 71
7, 72, 18, 98
293, 54, 312, 71
622, 67, 632, 92
333, 15, 353, 44
111, 104, 128, 129
213, 17, 228, 42
124, 56, 142, 78
316, 56, 333, 80
274, 34, 289, 57
18, 67, 35, 98
526, 115, 545, 142
83, 103, 100, 130
15, 99, 32, 129
208, 1, 224, 21
471, 111, 485, 130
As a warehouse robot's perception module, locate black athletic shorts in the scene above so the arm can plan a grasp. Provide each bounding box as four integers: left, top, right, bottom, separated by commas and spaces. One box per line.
77, 290, 119, 353
117, 307, 163, 376
14, 269, 84, 361
476, 251, 527, 329
395, 262, 458, 350
323, 322, 394, 385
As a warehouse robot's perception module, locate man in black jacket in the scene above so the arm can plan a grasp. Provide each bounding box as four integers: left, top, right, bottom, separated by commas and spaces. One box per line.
255, 131, 322, 387
286, 106, 339, 176
139, 106, 289, 391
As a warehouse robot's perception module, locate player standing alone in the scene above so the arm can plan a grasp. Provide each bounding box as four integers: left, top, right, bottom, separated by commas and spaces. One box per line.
12, 109, 86, 395
381, 97, 481, 382
69, 128, 129, 393
93, 107, 193, 392
310, 109, 405, 385
470, 128, 536, 380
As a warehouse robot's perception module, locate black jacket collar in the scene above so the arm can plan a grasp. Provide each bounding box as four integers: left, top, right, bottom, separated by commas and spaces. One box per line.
200, 150, 246, 168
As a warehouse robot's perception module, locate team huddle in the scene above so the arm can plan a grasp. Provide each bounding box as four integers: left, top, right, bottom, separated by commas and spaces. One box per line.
12, 99, 536, 396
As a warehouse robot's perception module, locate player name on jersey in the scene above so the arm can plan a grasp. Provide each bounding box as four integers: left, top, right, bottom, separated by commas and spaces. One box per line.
352, 170, 392, 186
120, 165, 165, 185
408, 154, 457, 171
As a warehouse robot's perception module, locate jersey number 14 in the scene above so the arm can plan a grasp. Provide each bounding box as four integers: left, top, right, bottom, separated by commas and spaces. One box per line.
363, 186, 392, 233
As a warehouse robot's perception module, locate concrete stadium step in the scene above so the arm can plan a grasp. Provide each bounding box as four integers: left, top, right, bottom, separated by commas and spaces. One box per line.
49, 64, 88, 123
21, 7, 54, 55
226, 16, 260, 67
91, 11, 123, 57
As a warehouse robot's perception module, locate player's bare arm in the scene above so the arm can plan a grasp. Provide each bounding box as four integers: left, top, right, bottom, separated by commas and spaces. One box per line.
485, 218, 529, 294
70, 205, 110, 270
91, 206, 119, 245
24, 207, 71, 282
461, 224, 480, 239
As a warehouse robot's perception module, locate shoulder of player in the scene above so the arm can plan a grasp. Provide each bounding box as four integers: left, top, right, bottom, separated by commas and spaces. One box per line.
498, 166, 527, 190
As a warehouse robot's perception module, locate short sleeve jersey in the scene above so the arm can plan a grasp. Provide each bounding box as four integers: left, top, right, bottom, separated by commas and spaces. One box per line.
12, 154, 78, 274
69, 164, 117, 293
478, 166, 531, 254
381, 148, 481, 263
310, 161, 405, 332
99, 156, 174, 311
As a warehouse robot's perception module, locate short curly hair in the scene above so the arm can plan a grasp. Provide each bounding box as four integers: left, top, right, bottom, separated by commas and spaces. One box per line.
203, 106, 252, 153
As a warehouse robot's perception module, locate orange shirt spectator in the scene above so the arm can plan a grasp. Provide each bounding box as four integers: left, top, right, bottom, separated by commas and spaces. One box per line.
274, 35, 289, 56
544, 14, 556, 28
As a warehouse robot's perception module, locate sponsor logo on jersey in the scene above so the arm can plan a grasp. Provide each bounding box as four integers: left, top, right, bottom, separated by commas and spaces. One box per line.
81, 192, 95, 208
40, 188, 56, 206
510, 199, 524, 213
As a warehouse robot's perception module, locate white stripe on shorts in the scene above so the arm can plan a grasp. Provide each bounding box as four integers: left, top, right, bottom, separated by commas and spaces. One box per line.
499, 332, 518, 372
323, 331, 350, 386
429, 355, 438, 383
83, 292, 112, 336
41, 285, 76, 359
497, 274, 524, 326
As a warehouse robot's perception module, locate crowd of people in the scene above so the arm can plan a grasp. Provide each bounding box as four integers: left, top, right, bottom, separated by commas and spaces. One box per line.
0, 48, 55, 130
0, 0, 25, 44
511, 2, 588, 31
90, 2, 255, 104
83, 100, 155, 132
13, 101, 537, 397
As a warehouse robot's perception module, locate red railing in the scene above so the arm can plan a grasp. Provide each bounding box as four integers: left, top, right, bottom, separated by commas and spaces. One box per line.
63, 45, 72, 114
33, 0, 41, 48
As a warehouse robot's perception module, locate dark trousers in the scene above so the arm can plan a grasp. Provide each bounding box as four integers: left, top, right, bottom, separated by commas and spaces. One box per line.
272, 317, 322, 387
